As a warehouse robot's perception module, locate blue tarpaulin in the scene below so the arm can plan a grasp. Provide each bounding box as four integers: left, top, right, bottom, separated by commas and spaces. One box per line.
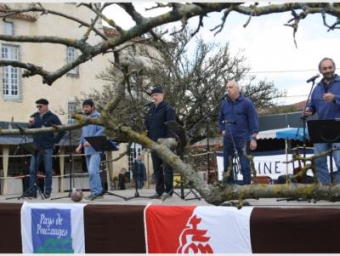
257, 127, 309, 141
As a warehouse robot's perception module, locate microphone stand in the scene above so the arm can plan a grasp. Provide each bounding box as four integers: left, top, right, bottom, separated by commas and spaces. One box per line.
51, 131, 74, 200
8, 143, 46, 200
5, 135, 30, 200
188, 94, 227, 184
206, 116, 211, 184
278, 76, 319, 202
300, 78, 317, 161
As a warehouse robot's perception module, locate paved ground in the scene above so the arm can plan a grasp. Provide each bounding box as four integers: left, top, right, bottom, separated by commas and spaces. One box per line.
2, 188, 340, 208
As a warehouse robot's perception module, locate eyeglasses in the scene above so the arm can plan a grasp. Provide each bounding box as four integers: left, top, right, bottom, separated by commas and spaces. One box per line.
36, 105, 43, 108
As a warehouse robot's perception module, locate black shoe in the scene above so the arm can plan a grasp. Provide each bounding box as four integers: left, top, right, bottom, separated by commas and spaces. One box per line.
23, 193, 37, 199
149, 193, 162, 199
43, 193, 51, 199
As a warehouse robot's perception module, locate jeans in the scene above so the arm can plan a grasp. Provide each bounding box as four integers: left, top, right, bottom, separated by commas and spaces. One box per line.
134, 176, 144, 189
223, 136, 251, 185
85, 153, 103, 195
28, 148, 53, 195
151, 152, 173, 195
314, 142, 340, 184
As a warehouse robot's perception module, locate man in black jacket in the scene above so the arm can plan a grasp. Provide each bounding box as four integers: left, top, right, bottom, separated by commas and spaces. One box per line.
145, 87, 176, 199
25, 98, 65, 198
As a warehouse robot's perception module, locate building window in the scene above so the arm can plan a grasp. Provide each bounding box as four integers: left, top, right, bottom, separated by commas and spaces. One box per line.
66, 47, 78, 76
3, 22, 14, 35
2, 45, 20, 100
67, 101, 78, 124
128, 143, 142, 173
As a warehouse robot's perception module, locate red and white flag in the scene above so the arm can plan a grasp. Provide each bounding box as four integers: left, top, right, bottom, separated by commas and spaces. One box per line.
144, 205, 253, 253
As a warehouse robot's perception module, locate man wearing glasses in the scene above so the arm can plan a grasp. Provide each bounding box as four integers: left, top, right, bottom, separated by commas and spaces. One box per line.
25, 98, 65, 198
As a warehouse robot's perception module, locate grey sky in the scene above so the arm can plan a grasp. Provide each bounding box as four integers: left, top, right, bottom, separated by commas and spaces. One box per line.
104, 2, 340, 105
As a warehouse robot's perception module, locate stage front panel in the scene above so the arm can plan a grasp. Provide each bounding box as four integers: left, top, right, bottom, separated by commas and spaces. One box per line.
1, 203, 340, 253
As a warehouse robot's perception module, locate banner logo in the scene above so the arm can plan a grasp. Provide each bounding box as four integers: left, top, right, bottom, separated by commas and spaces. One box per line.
177, 215, 213, 253
31, 208, 73, 253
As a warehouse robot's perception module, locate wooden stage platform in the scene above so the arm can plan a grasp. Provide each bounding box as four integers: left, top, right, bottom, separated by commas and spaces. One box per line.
2, 188, 340, 253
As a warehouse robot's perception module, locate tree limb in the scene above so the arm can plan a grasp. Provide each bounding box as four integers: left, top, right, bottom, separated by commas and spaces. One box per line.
0, 4, 107, 39
2, 3, 339, 85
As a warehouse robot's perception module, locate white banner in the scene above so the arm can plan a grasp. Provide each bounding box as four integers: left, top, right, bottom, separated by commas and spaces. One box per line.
216, 152, 336, 181
21, 202, 86, 253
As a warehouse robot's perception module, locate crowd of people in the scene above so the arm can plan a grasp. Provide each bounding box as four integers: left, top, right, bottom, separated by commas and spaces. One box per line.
23, 56, 340, 200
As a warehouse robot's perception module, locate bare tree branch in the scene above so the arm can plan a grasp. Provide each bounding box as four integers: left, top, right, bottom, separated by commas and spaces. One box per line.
211, 9, 231, 36
0, 123, 83, 135
0, 4, 107, 39
87, 3, 125, 35
1, 3, 339, 85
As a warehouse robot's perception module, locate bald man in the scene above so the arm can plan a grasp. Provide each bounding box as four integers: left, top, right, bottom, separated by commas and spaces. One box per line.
218, 80, 259, 185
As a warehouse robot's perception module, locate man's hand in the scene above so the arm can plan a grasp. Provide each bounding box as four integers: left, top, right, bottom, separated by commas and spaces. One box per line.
221, 130, 225, 136
28, 117, 34, 125
75, 145, 82, 154
250, 139, 257, 151
323, 92, 336, 102
304, 107, 313, 117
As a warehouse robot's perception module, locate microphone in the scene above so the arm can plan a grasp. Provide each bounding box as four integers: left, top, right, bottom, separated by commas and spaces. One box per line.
325, 86, 329, 93
145, 102, 153, 107
30, 112, 38, 118
218, 93, 228, 101
223, 120, 236, 124
306, 74, 320, 83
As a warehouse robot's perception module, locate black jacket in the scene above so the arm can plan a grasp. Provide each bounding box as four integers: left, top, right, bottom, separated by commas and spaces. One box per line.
29, 111, 65, 149
145, 100, 176, 141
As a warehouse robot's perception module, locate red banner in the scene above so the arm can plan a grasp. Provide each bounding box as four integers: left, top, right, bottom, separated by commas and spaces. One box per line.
145, 205, 253, 253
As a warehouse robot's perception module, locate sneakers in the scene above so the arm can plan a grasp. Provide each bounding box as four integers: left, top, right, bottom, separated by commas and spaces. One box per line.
162, 192, 173, 200
92, 194, 103, 200
84, 194, 103, 201
149, 193, 162, 199
84, 195, 92, 200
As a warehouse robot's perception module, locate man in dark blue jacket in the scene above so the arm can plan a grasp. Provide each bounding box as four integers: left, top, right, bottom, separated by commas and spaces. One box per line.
305, 57, 340, 184
145, 87, 176, 198
26, 98, 65, 198
218, 80, 259, 185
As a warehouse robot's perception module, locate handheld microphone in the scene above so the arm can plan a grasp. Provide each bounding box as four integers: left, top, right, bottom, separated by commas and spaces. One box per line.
218, 93, 229, 101
30, 112, 38, 118
306, 74, 320, 83
145, 102, 153, 107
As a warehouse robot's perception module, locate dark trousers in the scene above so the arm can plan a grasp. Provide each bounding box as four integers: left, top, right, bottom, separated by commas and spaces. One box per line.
151, 152, 173, 195
134, 176, 144, 189
28, 148, 53, 195
118, 173, 126, 190
223, 136, 251, 185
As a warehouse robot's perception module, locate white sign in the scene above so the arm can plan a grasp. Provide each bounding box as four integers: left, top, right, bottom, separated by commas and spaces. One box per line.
216, 153, 335, 181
